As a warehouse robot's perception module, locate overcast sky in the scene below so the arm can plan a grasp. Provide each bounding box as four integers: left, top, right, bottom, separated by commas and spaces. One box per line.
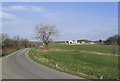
2, 2, 118, 41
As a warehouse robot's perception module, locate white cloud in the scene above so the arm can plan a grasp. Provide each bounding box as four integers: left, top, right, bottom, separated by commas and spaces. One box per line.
1, 12, 17, 20
4, 5, 45, 13
4, 5, 28, 12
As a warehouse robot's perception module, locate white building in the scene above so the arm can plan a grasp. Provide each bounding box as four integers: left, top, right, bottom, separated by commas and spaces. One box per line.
89, 42, 96, 44
68, 40, 76, 44
67, 40, 96, 45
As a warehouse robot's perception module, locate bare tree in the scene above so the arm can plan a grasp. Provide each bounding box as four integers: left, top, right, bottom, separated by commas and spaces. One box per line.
34, 24, 59, 48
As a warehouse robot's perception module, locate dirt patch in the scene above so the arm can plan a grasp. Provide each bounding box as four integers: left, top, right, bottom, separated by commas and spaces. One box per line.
36, 48, 119, 56
72, 50, 119, 56
72, 50, 120, 56
36, 48, 66, 52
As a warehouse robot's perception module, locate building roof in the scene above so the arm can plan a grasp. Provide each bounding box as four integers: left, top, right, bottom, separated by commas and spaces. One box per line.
77, 40, 88, 42
69, 40, 75, 41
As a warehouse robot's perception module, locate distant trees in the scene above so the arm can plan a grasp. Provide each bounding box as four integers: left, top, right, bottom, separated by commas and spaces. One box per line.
22, 38, 28, 48
13, 35, 20, 48
2, 34, 28, 49
3, 39, 13, 47
104, 34, 120, 54
34, 24, 59, 48
99, 39, 102, 44
104, 35, 120, 45
2, 33, 29, 56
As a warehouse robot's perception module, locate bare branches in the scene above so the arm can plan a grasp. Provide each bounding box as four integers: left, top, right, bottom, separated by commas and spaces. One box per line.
34, 23, 59, 48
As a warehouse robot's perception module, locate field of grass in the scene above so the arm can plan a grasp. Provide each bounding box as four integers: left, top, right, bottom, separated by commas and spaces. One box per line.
49, 43, 118, 54
28, 44, 119, 79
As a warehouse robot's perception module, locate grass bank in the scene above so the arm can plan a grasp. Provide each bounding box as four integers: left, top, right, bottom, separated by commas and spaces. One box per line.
28, 47, 118, 79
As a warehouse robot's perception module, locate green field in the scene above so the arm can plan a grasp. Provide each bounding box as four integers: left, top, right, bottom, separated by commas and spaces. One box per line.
49, 44, 118, 54
28, 44, 119, 79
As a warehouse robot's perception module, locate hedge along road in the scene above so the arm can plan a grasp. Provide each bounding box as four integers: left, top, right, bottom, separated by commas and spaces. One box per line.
2, 48, 87, 79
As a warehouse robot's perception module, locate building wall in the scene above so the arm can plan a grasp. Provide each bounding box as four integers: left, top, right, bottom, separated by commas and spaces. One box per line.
67, 40, 96, 45
68, 40, 75, 44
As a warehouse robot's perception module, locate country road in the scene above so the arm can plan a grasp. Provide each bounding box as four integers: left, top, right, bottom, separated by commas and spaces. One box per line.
2, 48, 84, 79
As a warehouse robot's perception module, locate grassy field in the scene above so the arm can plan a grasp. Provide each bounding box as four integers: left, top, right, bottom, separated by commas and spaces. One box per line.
28, 44, 119, 79
49, 43, 118, 54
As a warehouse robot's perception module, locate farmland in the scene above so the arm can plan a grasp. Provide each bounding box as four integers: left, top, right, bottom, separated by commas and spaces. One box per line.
28, 44, 119, 79
49, 43, 118, 54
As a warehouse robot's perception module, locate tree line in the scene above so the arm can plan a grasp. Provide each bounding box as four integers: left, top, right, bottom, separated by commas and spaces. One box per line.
99, 34, 120, 54
104, 34, 120, 45
99, 34, 120, 45
1, 23, 59, 56
2, 33, 28, 56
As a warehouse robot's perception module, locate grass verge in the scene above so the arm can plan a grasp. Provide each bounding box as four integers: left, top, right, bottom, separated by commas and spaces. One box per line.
28, 48, 118, 79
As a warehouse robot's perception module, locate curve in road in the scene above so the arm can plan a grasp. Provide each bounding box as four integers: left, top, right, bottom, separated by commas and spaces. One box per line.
3, 48, 83, 79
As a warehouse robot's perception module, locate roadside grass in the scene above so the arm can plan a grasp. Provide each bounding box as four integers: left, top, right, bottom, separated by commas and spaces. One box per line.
28, 48, 118, 79
48, 43, 118, 54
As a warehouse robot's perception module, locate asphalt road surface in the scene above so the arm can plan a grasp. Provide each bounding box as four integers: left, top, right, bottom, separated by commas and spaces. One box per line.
2, 48, 83, 79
